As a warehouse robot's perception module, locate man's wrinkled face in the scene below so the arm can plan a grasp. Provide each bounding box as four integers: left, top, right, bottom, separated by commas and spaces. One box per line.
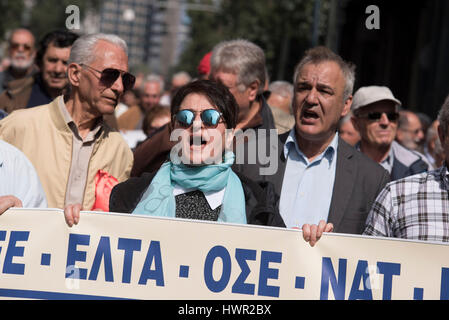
41, 44, 71, 91
339, 119, 360, 146
78, 40, 129, 116
352, 101, 398, 148
211, 70, 250, 111
142, 82, 162, 111
293, 61, 351, 143
9, 30, 35, 71
397, 113, 424, 150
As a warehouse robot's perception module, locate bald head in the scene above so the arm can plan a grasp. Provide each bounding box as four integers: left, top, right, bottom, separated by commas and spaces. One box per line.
8, 28, 36, 72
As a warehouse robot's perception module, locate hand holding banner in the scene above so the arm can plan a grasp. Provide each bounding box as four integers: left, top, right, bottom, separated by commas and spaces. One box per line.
0, 208, 448, 300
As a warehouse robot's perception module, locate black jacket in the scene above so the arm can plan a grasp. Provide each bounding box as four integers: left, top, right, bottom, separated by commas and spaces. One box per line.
109, 169, 285, 228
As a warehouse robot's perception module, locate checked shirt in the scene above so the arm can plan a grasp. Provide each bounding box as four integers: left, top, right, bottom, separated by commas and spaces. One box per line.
363, 165, 449, 242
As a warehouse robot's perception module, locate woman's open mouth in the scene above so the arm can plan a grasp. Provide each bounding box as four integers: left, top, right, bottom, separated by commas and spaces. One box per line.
189, 135, 208, 149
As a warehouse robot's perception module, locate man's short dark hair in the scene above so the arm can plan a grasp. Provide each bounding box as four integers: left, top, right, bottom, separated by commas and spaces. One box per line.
36, 30, 79, 67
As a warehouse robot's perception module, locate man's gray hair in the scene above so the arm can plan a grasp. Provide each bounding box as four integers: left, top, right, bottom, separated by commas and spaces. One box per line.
293, 46, 355, 101
210, 39, 266, 95
144, 74, 165, 93
268, 81, 293, 98
68, 33, 128, 65
438, 94, 449, 138
172, 71, 191, 83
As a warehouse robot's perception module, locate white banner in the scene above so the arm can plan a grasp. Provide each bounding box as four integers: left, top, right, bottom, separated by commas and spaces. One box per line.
0, 208, 448, 300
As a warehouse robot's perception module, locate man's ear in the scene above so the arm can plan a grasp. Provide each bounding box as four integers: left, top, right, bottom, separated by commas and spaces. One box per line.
247, 80, 260, 102
351, 115, 360, 133
67, 63, 81, 87
341, 95, 353, 118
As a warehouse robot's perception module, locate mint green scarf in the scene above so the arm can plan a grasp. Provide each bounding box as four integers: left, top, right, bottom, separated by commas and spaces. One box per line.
131, 151, 247, 224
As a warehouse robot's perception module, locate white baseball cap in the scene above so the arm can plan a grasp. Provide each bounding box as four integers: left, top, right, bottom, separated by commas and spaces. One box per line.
351, 86, 401, 112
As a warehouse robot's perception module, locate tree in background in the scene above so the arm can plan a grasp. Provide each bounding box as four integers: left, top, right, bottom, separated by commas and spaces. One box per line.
28, 0, 100, 41
0, 0, 25, 42
177, 0, 330, 82
0, 0, 100, 45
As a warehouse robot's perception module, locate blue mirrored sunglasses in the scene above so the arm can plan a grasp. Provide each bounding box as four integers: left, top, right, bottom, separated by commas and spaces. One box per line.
175, 109, 223, 128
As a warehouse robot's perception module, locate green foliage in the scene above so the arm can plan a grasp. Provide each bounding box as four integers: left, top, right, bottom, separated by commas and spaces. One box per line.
0, 0, 25, 41
177, 0, 330, 82
0, 0, 101, 46
28, 0, 101, 41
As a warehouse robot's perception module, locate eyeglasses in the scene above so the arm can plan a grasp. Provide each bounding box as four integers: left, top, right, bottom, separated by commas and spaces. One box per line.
10, 43, 33, 51
357, 111, 399, 122
175, 109, 224, 128
80, 64, 136, 91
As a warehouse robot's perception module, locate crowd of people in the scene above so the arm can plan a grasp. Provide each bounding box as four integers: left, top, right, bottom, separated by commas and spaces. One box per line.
0, 27, 448, 248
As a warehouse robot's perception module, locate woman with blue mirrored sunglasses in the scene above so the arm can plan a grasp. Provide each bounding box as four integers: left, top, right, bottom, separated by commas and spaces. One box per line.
175, 109, 223, 128
109, 80, 284, 228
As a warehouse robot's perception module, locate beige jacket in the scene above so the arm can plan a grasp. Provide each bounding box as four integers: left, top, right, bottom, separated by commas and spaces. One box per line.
0, 97, 134, 209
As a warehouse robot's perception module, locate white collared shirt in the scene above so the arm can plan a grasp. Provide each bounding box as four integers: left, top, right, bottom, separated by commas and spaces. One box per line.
0, 139, 47, 208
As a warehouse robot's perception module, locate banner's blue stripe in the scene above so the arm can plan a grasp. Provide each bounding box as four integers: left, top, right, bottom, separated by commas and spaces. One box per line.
0, 288, 129, 300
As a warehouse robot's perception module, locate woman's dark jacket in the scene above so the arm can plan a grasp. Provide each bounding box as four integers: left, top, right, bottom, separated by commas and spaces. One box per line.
109, 169, 285, 228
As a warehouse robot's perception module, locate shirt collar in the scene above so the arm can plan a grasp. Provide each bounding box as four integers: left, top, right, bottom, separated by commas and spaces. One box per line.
284, 128, 338, 166
355, 141, 394, 170
58, 96, 103, 141
173, 184, 225, 210
381, 144, 394, 167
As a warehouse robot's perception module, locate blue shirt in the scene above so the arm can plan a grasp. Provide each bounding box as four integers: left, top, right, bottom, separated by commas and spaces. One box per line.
279, 129, 338, 228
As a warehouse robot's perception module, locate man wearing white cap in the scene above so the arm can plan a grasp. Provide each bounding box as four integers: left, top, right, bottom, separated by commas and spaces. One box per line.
364, 93, 449, 242
351, 85, 429, 180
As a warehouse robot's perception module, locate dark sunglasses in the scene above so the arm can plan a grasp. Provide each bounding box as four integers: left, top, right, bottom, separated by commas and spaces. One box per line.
358, 111, 399, 122
80, 64, 136, 91
175, 109, 223, 128
10, 43, 32, 51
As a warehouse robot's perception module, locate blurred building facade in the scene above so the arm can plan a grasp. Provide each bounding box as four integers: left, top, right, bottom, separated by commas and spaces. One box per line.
96, 0, 190, 79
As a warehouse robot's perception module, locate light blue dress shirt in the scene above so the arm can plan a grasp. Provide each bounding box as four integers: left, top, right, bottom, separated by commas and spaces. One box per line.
0, 139, 47, 208
279, 129, 338, 228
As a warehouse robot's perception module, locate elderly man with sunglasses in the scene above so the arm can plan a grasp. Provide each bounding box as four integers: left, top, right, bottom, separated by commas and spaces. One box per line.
0, 33, 134, 211
364, 93, 449, 242
351, 86, 430, 181
0, 28, 37, 93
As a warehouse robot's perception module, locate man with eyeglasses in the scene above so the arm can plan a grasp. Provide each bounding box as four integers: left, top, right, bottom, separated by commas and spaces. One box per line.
0, 28, 37, 93
0, 33, 134, 211
351, 85, 429, 181
396, 110, 426, 152
0, 30, 77, 113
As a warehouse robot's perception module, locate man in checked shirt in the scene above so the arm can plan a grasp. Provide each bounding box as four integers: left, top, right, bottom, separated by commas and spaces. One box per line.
363, 93, 449, 242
